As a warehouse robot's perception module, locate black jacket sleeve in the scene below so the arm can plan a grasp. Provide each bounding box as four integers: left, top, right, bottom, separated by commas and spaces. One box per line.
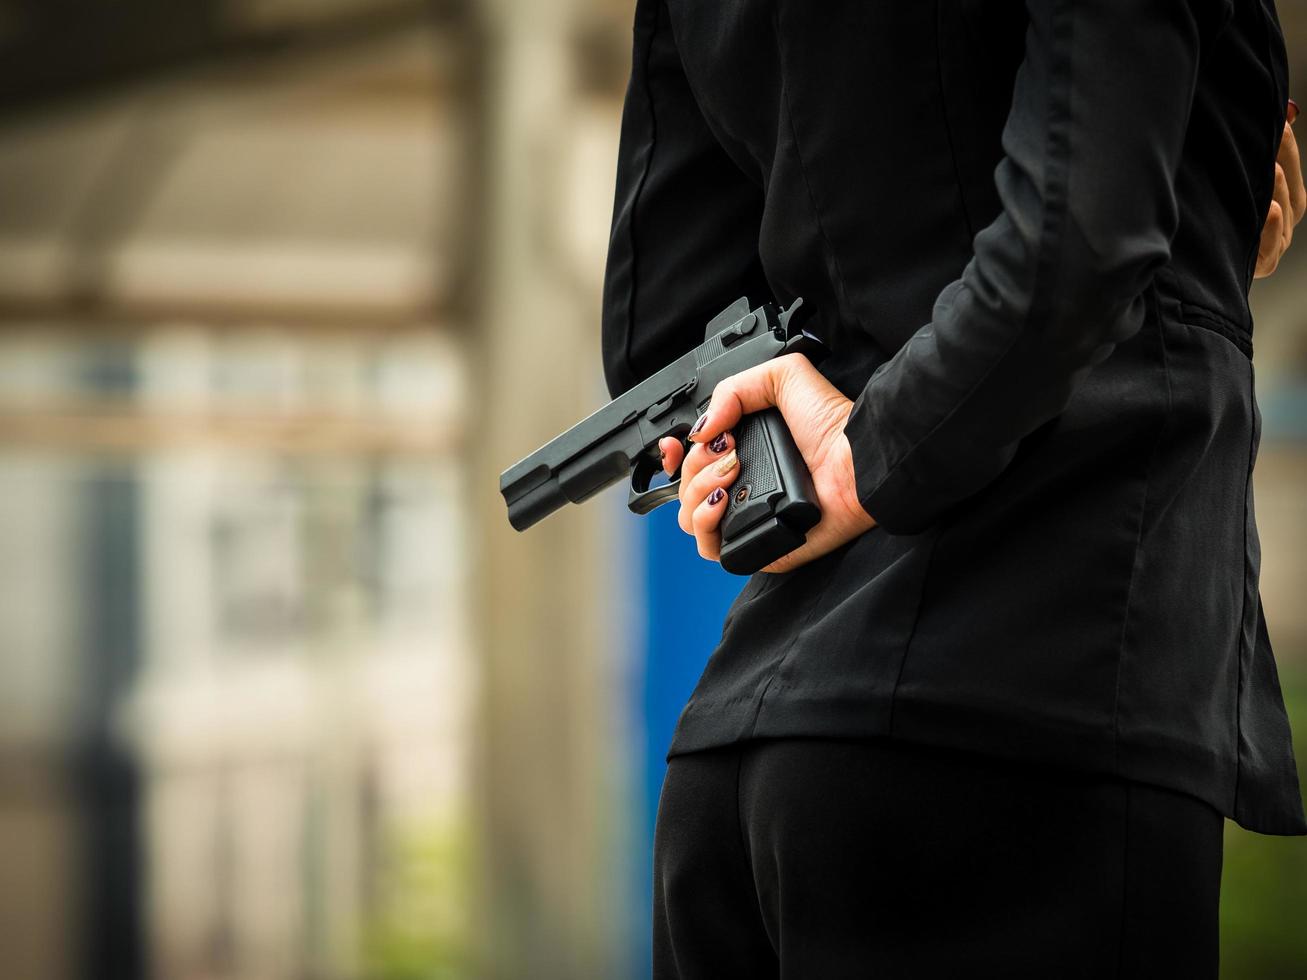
843, 0, 1221, 534
601, 0, 769, 399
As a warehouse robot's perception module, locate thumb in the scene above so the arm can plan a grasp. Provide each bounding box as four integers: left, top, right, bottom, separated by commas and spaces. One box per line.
690, 357, 793, 443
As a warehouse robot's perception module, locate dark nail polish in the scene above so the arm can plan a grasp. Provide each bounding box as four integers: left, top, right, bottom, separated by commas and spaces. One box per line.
708, 432, 729, 454
689, 414, 708, 438
708, 487, 725, 505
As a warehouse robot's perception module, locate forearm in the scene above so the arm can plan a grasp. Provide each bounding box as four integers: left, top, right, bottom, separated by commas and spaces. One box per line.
844, 0, 1211, 533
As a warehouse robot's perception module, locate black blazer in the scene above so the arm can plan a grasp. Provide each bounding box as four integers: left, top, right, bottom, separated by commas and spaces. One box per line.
600, 0, 1306, 834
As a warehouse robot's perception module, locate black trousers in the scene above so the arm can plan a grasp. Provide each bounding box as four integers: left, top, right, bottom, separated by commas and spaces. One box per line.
653, 737, 1224, 979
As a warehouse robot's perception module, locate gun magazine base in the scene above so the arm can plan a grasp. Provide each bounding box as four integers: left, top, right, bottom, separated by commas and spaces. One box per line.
719, 514, 814, 575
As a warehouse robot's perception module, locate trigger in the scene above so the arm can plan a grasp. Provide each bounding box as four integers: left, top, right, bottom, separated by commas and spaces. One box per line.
628, 452, 682, 516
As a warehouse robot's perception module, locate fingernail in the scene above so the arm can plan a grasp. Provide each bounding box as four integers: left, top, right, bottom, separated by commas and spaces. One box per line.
1290, 99, 1300, 126
707, 487, 725, 505
689, 414, 708, 438
708, 432, 729, 454
711, 451, 738, 478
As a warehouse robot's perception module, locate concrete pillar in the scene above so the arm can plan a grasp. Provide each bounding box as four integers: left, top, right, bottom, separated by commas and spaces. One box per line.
465, 1, 624, 976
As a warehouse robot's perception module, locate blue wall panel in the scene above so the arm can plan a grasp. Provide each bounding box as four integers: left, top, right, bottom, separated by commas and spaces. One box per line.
629, 502, 745, 976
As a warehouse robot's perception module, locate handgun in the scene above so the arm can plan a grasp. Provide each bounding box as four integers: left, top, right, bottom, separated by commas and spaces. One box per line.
499, 297, 827, 575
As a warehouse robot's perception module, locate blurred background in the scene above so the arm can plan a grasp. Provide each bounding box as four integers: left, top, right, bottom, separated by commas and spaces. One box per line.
0, 2, 1304, 978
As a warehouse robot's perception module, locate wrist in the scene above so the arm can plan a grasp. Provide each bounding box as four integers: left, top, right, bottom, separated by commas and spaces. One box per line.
834, 426, 878, 533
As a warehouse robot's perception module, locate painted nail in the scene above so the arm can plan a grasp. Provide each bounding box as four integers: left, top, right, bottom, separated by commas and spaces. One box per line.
708, 432, 729, 454
1289, 99, 1300, 126
708, 487, 726, 505
688, 414, 708, 438
711, 451, 738, 478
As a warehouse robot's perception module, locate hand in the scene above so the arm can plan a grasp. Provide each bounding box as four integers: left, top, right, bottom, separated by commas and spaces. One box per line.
658, 352, 877, 574
1255, 101, 1305, 279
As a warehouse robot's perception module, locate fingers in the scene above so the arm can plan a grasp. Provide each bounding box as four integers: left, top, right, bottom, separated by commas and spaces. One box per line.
686, 449, 737, 559
660, 428, 737, 559
673, 350, 855, 565
676, 425, 732, 505
1278, 120, 1305, 227
1255, 116, 1304, 280
676, 430, 736, 535
659, 436, 684, 477
691, 486, 729, 560
1273, 163, 1294, 249
1257, 199, 1285, 278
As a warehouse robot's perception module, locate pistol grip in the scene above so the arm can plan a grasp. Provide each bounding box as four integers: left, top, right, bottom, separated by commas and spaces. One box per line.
718, 409, 820, 575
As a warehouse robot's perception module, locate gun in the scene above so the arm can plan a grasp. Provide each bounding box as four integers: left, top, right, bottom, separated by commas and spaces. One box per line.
499, 297, 827, 575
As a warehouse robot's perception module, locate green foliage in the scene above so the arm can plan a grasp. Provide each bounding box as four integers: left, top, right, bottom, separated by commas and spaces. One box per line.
361, 816, 473, 980
1221, 668, 1307, 979
350, 678, 1307, 980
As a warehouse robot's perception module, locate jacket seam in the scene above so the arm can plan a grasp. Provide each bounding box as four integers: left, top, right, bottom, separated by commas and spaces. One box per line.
1231, 354, 1258, 810
682, 693, 769, 710
1153, 268, 1254, 355
621, 0, 664, 386
770, 2, 857, 332
1174, 306, 1252, 357
745, 548, 848, 740
887, 529, 942, 737
933, 0, 976, 240
1111, 293, 1173, 777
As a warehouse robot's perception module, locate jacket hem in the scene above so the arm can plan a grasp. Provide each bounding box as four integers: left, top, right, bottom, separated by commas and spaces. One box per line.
666, 689, 1307, 836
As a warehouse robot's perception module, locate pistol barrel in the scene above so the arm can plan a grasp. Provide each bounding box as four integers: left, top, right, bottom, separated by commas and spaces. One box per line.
499, 296, 821, 538
503, 469, 569, 531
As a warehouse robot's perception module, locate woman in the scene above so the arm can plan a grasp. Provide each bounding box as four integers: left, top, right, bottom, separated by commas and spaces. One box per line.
599, 1, 1307, 975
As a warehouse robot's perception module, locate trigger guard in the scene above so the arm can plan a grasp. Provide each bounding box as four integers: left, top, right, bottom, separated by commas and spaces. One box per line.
628, 453, 682, 515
